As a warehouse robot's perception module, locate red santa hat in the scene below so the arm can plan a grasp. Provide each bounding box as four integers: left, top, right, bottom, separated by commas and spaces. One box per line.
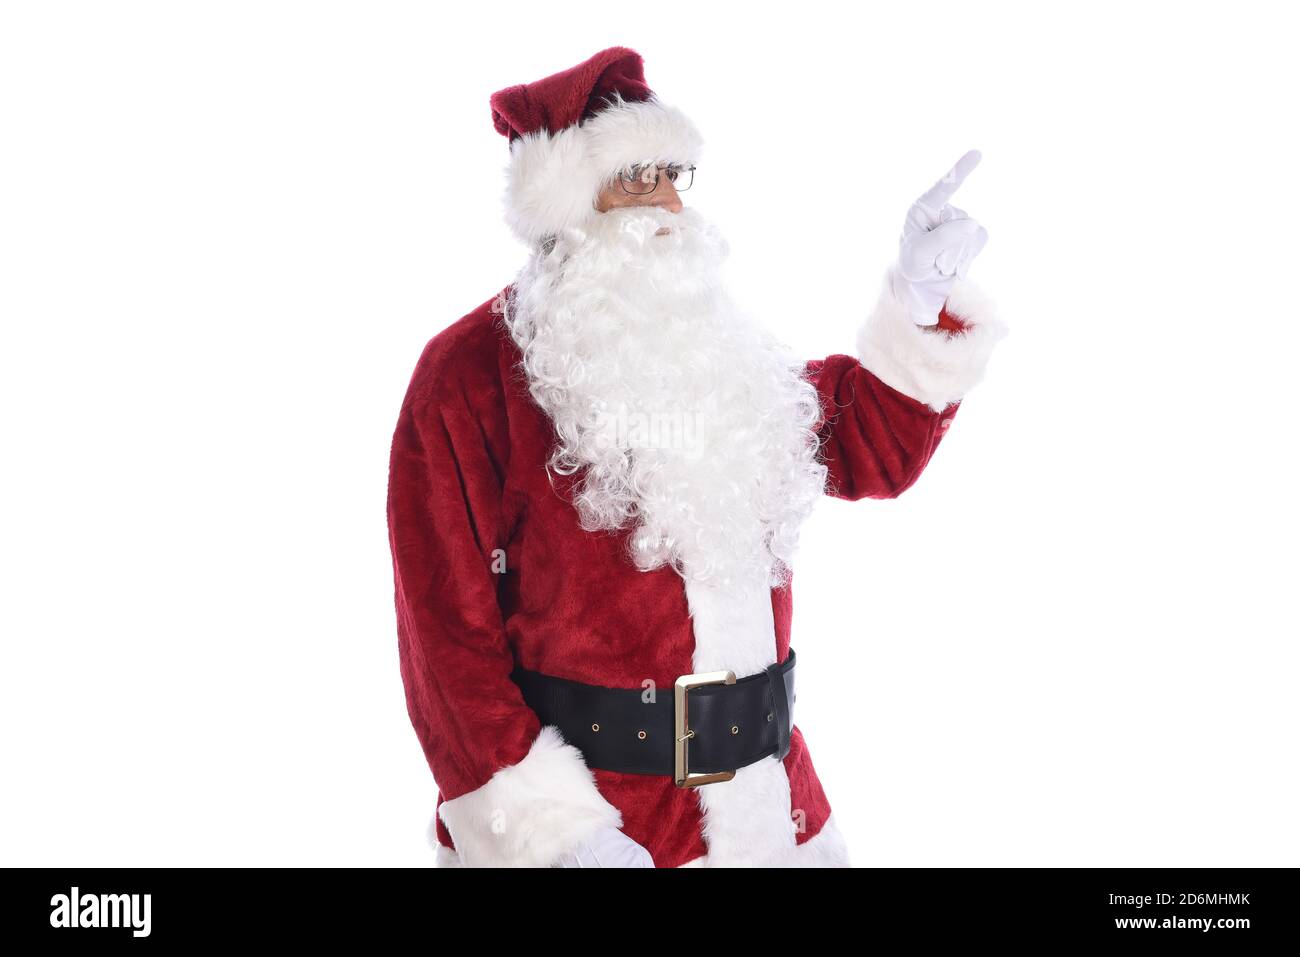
489, 46, 704, 246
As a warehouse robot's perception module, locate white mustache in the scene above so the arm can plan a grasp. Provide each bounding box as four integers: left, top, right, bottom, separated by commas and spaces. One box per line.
551, 205, 729, 286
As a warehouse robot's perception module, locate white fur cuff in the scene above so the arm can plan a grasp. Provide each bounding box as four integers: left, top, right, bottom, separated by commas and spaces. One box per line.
435, 725, 623, 867
856, 270, 1008, 413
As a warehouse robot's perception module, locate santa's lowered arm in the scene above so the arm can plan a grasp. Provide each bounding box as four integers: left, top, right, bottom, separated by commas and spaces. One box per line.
807, 150, 1008, 499
387, 386, 623, 866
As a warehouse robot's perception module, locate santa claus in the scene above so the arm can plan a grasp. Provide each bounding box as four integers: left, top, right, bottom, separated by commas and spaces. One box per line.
386, 46, 1007, 867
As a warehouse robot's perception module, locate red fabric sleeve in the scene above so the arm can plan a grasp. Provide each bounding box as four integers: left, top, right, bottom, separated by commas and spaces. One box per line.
805, 354, 957, 502
387, 395, 541, 801
932, 302, 970, 335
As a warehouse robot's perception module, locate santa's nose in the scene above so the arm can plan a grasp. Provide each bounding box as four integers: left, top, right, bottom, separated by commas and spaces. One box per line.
648, 175, 684, 216
659, 192, 683, 215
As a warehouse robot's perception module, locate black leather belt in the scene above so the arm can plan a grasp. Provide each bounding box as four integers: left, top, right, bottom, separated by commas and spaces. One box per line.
510, 650, 796, 788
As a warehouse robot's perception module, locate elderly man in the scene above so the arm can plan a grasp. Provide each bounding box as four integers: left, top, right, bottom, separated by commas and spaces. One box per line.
386, 46, 1006, 868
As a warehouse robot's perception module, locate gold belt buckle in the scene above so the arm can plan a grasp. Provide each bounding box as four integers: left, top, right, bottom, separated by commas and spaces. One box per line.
674, 669, 737, 788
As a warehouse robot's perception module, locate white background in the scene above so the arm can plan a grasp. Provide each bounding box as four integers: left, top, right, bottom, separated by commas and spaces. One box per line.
2, 1, 1296, 866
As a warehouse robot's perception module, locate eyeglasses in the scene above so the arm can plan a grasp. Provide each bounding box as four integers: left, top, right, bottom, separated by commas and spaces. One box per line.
616, 163, 695, 195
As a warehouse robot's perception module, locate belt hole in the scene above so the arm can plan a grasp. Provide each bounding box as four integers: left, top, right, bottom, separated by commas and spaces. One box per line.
591, 723, 600, 733
766, 712, 774, 722
637, 730, 647, 740
730, 725, 740, 735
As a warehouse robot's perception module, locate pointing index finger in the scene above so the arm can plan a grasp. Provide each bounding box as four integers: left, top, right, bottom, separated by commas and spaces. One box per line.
916, 149, 982, 216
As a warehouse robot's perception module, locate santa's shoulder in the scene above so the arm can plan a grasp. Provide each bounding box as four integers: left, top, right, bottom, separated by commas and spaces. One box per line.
398, 286, 518, 411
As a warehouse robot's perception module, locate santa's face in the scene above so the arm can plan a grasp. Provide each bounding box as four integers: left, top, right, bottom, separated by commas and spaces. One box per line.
505, 203, 828, 594
592, 163, 685, 223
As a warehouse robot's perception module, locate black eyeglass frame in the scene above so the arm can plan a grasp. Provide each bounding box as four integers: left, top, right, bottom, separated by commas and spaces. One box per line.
614, 163, 696, 195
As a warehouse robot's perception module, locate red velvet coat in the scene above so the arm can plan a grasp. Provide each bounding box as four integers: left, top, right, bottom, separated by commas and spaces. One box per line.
387, 276, 1003, 867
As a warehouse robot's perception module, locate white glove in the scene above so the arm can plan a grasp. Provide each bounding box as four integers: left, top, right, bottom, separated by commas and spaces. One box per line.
891, 149, 989, 326
551, 825, 655, 868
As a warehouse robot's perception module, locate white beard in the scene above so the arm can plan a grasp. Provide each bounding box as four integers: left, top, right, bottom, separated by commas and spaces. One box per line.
504, 204, 827, 592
